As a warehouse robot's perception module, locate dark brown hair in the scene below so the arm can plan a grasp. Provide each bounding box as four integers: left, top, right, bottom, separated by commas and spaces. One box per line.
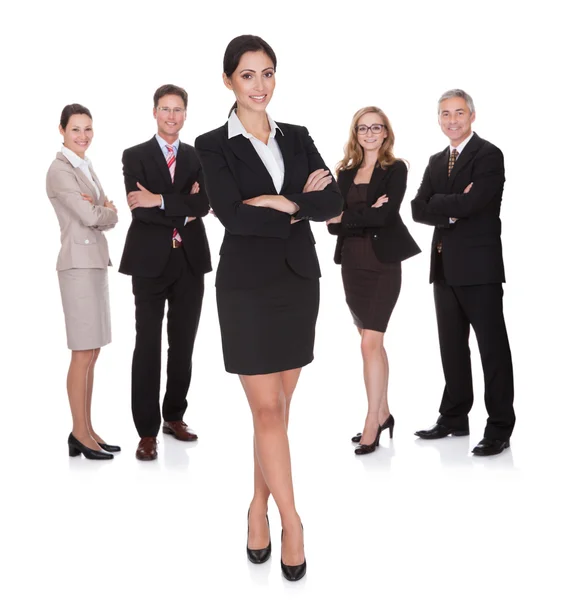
153, 84, 188, 109
60, 104, 92, 130
223, 35, 277, 116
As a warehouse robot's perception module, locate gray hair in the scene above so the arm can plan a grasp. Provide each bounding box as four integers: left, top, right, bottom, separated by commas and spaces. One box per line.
438, 89, 475, 114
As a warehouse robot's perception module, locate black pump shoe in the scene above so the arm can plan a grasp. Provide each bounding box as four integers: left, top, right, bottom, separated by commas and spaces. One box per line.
281, 527, 306, 582
98, 443, 121, 453
247, 511, 271, 564
352, 414, 395, 443
353, 415, 395, 451
68, 434, 113, 460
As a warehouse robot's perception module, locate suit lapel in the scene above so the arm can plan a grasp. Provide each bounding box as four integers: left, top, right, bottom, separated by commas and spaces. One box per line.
276, 126, 296, 193
89, 166, 105, 203
149, 137, 174, 190
174, 143, 191, 191
366, 165, 388, 206
74, 166, 98, 199
338, 168, 355, 203
227, 131, 276, 194
448, 132, 483, 184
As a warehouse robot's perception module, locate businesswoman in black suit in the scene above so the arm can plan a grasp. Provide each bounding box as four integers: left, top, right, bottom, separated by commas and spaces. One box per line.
327, 106, 420, 455
195, 35, 342, 581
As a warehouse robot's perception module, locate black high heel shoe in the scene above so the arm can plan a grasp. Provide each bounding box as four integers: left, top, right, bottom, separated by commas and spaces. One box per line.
281, 526, 306, 582
352, 414, 395, 444
98, 443, 121, 453
247, 510, 271, 564
354, 426, 381, 455
68, 434, 113, 460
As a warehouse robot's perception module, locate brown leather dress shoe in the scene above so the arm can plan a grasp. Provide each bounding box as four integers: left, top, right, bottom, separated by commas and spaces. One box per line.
136, 437, 158, 461
162, 420, 198, 441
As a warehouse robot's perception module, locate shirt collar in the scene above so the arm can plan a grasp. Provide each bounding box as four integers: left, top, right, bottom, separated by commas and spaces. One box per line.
61, 145, 91, 168
450, 131, 474, 155
227, 110, 283, 140
155, 134, 180, 151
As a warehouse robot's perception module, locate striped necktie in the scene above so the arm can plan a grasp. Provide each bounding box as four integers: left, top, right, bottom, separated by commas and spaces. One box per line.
165, 145, 182, 245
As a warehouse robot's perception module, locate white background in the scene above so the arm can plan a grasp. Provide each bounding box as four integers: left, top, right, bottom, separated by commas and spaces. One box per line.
1, 1, 565, 598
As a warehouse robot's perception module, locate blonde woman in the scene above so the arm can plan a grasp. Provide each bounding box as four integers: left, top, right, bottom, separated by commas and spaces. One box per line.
327, 106, 420, 454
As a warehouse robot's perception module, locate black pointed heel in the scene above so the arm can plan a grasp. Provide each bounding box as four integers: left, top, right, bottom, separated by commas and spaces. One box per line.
352, 414, 395, 444
281, 526, 306, 582
247, 510, 271, 564
381, 415, 395, 439
98, 443, 121, 453
68, 434, 113, 460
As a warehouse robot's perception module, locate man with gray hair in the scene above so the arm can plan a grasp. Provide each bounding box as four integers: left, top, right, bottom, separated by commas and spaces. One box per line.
411, 89, 514, 456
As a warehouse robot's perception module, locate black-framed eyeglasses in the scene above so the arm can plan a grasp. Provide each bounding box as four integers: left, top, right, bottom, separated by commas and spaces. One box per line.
356, 124, 385, 135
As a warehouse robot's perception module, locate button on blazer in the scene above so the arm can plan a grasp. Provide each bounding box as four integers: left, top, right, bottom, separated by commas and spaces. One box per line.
46, 152, 118, 271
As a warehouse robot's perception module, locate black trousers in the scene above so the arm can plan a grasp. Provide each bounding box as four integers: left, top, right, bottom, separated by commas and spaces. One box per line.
131, 249, 204, 437
433, 274, 515, 441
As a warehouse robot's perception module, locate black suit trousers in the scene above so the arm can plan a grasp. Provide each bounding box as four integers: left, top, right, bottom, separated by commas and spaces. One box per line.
131, 249, 204, 437
433, 277, 515, 440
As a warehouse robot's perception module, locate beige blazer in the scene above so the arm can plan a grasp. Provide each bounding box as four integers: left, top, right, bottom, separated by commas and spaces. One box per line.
46, 152, 118, 271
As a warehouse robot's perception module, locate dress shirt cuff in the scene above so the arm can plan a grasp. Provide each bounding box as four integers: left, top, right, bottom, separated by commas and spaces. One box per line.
160, 195, 165, 210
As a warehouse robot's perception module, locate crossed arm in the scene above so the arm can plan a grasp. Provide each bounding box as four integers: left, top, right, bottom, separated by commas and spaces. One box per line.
122, 150, 205, 227
195, 129, 342, 238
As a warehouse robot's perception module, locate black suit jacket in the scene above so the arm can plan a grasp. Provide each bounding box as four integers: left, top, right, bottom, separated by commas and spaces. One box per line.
195, 123, 343, 289
328, 160, 420, 264
119, 137, 212, 278
411, 132, 506, 285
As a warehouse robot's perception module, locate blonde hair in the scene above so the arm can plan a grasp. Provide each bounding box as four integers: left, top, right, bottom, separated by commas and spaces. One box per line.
336, 106, 399, 174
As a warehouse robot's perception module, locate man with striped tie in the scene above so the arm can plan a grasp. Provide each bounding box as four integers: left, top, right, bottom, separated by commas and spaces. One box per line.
120, 84, 212, 461
410, 89, 515, 457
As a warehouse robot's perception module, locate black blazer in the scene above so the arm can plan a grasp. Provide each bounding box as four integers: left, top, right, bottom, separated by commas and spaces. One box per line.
411, 132, 506, 285
195, 123, 343, 290
118, 137, 212, 278
328, 160, 420, 264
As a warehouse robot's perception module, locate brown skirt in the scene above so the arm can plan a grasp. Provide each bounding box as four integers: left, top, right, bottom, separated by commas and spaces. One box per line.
341, 262, 401, 332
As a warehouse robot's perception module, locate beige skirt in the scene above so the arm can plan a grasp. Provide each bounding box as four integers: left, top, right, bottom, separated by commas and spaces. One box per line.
58, 268, 111, 350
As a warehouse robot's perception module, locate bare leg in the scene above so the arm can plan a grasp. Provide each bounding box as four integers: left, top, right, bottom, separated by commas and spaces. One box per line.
380, 346, 391, 422
248, 368, 301, 550
240, 372, 304, 566
359, 330, 388, 445
85, 348, 106, 444
67, 349, 101, 450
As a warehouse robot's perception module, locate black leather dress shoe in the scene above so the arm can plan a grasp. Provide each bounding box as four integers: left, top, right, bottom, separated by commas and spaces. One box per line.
99, 443, 121, 453
472, 438, 510, 456
414, 422, 469, 439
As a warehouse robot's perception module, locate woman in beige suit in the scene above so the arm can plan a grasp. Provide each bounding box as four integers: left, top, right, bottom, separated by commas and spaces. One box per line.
46, 104, 119, 460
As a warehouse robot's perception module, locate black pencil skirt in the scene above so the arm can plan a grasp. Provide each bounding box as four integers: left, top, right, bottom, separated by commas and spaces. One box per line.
216, 265, 320, 375
341, 263, 401, 333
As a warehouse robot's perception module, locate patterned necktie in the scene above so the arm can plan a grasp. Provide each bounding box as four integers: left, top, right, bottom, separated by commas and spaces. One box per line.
448, 148, 459, 177
165, 145, 182, 245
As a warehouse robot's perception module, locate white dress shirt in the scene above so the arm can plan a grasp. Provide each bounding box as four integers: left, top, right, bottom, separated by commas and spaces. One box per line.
227, 110, 285, 193
61, 145, 100, 199
449, 130, 474, 157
